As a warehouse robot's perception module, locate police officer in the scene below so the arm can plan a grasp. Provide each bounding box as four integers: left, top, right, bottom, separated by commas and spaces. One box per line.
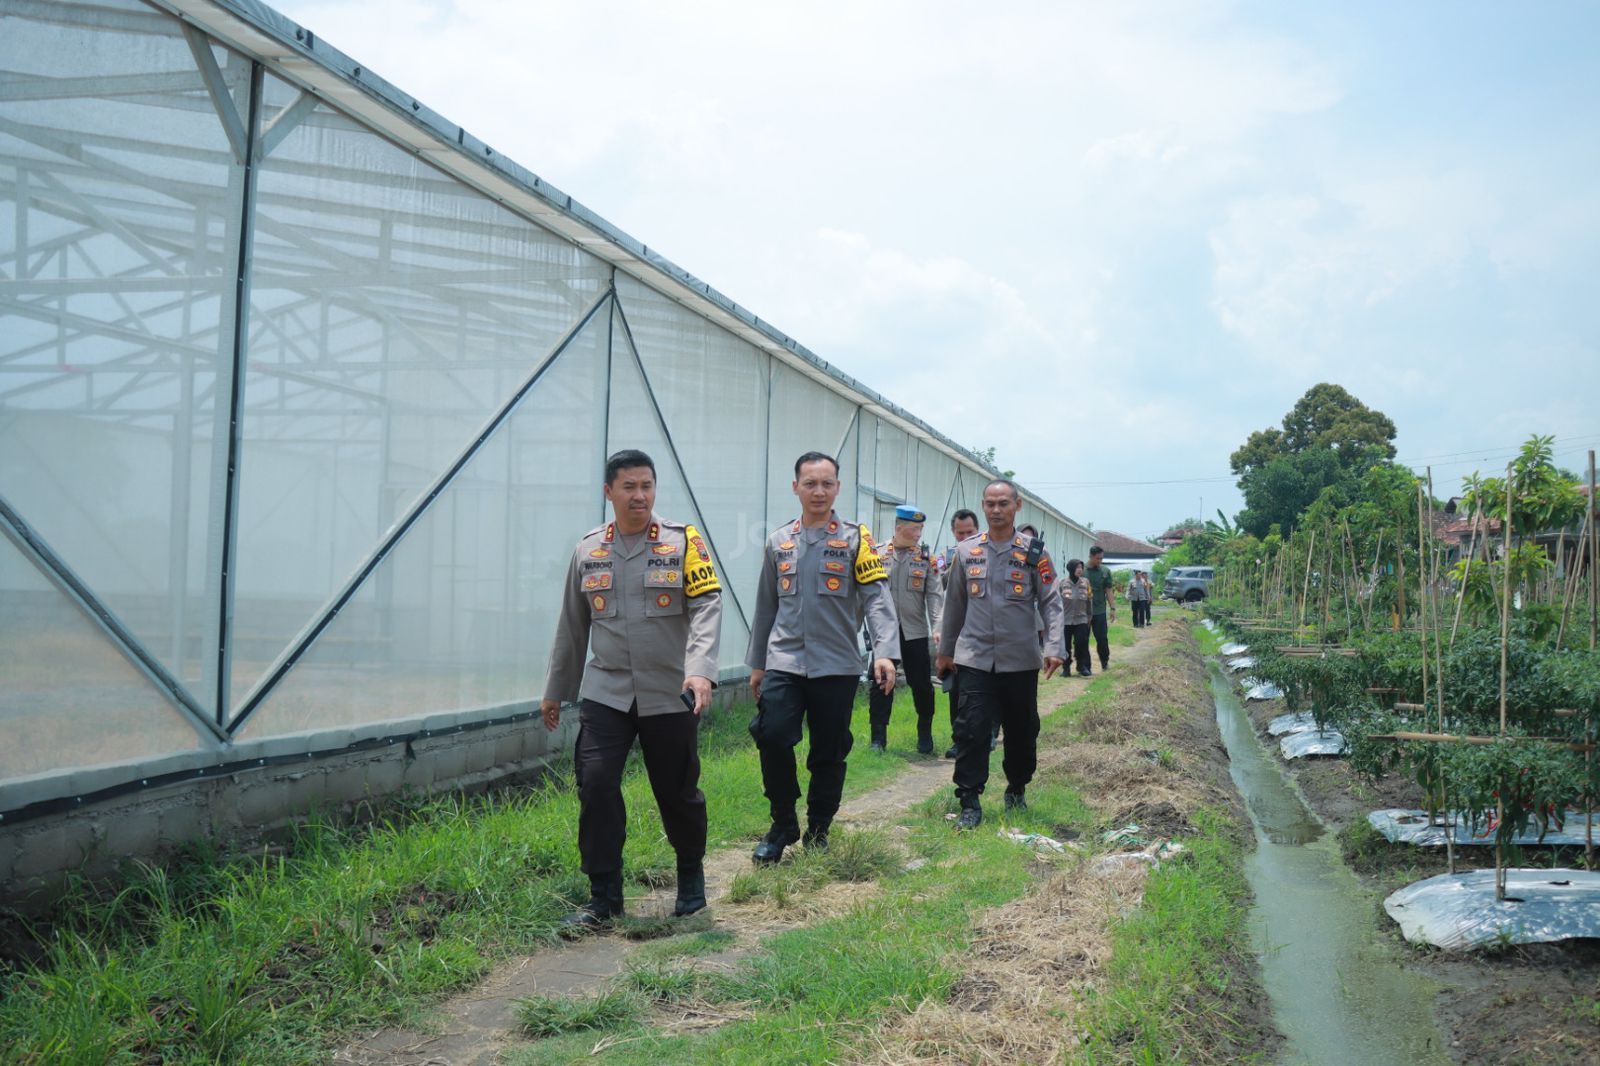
867, 504, 944, 755
939, 508, 981, 760
936, 479, 1065, 828
747, 451, 898, 864
542, 449, 723, 925
1084, 545, 1117, 670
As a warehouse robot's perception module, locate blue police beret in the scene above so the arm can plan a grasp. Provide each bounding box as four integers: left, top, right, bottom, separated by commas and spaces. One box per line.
895, 504, 927, 523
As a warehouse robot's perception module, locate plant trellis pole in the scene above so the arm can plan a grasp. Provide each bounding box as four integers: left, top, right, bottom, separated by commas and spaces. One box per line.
1449, 511, 1481, 651
1417, 484, 1430, 716
1496, 465, 1514, 901
1589, 450, 1597, 651
1299, 527, 1316, 630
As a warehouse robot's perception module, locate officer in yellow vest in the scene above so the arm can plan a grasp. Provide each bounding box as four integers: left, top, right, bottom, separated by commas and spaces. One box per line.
746, 451, 898, 864
543, 449, 723, 925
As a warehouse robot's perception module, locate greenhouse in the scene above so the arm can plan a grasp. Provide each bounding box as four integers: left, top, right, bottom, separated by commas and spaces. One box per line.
0, 0, 1092, 852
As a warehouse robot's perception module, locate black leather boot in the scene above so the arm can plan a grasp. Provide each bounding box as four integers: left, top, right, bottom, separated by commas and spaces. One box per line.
802, 820, 831, 851
673, 862, 707, 917
562, 871, 624, 929
752, 822, 800, 865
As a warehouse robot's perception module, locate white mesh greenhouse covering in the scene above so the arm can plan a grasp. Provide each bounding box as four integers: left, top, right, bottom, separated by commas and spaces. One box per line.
0, 0, 1094, 810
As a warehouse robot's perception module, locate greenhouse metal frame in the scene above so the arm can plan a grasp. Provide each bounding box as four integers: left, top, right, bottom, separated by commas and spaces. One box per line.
0, 0, 1092, 826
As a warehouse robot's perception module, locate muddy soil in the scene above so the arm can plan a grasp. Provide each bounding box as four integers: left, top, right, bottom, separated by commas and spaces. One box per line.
1235, 684, 1600, 1064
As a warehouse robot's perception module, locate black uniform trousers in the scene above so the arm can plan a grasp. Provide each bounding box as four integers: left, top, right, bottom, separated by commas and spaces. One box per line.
1132, 600, 1151, 627
951, 666, 1040, 807
868, 631, 935, 741
575, 699, 705, 877
1091, 612, 1111, 667
750, 671, 858, 831
1066, 622, 1092, 674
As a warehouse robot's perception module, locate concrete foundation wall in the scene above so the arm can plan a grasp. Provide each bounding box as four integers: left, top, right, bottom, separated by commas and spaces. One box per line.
0, 686, 750, 912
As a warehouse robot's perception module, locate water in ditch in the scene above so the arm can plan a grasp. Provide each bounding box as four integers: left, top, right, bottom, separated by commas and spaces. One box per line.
1209, 662, 1449, 1066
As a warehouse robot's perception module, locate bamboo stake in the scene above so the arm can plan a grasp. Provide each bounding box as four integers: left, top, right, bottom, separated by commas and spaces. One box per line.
1426, 468, 1455, 874
1590, 450, 1597, 650
1373, 732, 1595, 752
1416, 484, 1430, 717
1500, 466, 1514, 736
1556, 506, 1590, 650
1299, 527, 1317, 631
1449, 512, 1480, 651
1491, 466, 1515, 900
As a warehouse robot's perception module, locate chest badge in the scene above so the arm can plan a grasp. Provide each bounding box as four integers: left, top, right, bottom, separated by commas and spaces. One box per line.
589, 547, 610, 558
652, 542, 676, 555
591, 593, 607, 612
656, 593, 673, 608
825, 576, 843, 591
969, 581, 980, 595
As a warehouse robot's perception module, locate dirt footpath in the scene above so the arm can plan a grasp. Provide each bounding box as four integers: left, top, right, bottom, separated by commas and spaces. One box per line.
334, 640, 1165, 1066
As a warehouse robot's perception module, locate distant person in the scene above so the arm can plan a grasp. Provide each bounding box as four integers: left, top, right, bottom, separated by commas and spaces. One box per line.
939, 508, 981, 759
1128, 570, 1153, 627
936, 479, 1065, 827
746, 452, 898, 865
1061, 558, 1094, 676
869, 504, 944, 754
542, 450, 723, 926
1084, 546, 1116, 670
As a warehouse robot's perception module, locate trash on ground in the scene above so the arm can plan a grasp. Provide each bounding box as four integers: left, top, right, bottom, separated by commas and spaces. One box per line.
1267, 710, 1319, 736
1226, 655, 1256, 671
1243, 679, 1285, 701
1220, 642, 1249, 656
1368, 809, 1600, 848
999, 828, 1079, 853
1090, 841, 1188, 874
1280, 728, 1347, 759
1383, 868, 1600, 950
1100, 824, 1144, 847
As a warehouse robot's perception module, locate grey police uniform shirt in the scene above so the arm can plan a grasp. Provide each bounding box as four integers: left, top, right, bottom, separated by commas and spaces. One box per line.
1060, 574, 1093, 626
938, 530, 1066, 671
1128, 578, 1152, 602
746, 512, 899, 677
879, 542, 945, 642
543, 515, 722, 717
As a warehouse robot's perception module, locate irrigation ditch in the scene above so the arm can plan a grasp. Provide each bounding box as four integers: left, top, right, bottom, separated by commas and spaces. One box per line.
1206, 616, 1600, 1065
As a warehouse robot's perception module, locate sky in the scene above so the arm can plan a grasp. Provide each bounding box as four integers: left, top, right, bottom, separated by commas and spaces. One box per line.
277, 0, 1600, 541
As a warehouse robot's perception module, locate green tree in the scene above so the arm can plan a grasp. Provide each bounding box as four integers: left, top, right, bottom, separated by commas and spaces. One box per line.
1230, 384, 1397, 537
1229, 383, 1397, 476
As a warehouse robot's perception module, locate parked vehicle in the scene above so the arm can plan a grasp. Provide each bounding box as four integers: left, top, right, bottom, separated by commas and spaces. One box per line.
1162, 566, 1213, 603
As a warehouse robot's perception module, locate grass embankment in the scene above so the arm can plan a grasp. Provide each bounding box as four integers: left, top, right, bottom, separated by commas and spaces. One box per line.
0, 689, 936, 1064
502, 619, 1271, 1065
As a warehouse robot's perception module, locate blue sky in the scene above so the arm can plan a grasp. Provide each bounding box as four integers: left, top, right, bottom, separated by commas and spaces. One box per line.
278, 0, 1600, 539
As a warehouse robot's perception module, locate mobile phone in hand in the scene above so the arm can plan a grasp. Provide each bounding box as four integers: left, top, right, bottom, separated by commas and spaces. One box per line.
679, 689, 697, 712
